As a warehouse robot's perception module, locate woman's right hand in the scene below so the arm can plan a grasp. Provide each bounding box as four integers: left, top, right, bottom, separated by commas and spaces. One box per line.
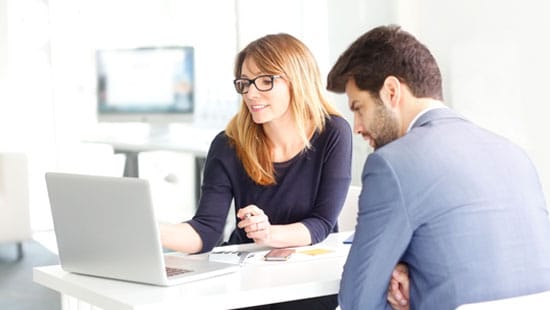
237, 205, 272, 245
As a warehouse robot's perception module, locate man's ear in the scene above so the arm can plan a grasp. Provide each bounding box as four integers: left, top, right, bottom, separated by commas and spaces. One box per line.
379, 76, 401, 108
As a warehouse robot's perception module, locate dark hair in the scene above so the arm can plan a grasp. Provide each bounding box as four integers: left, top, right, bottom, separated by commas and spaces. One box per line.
327, 25, 443, 100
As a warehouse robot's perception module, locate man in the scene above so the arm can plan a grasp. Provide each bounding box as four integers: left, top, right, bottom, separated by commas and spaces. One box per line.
327, 24, 550, 309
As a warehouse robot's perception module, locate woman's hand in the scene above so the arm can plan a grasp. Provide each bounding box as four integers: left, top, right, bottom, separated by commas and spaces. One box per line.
237, 205, 271, 245
387, 263, 410, 310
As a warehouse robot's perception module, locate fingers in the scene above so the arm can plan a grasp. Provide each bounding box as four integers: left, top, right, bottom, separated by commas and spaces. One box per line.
388, 280, 406, 308
241, 215, 268, 234
236, 205, 263, 220
392, 269, 408, 284
237, 205, 270, 238
393, 264, 410, 300
387, 284, 409, 310
387, 287, 400, 309
387, 263, 410, 309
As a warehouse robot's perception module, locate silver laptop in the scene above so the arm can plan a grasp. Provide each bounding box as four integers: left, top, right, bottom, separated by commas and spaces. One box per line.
45, 172, 239, 286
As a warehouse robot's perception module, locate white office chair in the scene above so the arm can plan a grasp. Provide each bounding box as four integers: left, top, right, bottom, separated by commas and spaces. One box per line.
455, 290, 550, 309
338, 185, 361, 231
0, 152, 31, 260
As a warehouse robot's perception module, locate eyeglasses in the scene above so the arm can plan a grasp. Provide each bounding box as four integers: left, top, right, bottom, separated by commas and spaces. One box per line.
233, 75, 282, 94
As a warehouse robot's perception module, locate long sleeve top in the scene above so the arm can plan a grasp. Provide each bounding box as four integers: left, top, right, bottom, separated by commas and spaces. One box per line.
187, 115, 352, 252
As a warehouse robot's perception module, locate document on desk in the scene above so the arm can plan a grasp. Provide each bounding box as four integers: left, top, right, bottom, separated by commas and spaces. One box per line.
209, 246, 347, 266
209, 250, 256, 266
209, 232, 352, 266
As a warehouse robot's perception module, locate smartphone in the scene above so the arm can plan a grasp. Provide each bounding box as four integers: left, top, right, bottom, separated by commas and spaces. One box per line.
264, 248, 296, 261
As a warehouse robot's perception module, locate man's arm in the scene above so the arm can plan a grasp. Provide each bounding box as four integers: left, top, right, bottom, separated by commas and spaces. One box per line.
339, 153, 413, 309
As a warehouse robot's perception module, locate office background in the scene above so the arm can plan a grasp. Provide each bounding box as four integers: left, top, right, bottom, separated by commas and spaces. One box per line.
1, 0, 550, 235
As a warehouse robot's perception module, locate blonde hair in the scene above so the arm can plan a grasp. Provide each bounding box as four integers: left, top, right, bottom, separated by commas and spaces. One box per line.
226, 33, 340, 185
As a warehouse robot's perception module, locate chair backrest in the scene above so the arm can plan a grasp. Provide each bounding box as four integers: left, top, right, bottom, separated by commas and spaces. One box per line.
338, 185, 361, 231
0, 152, 31, 243
455, 290, 550, 310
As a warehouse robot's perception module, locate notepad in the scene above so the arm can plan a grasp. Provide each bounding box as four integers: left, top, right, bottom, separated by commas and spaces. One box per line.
209, 251, 255, 265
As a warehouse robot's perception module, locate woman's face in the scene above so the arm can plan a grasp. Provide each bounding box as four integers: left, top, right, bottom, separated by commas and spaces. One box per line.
239, 57, 291, 125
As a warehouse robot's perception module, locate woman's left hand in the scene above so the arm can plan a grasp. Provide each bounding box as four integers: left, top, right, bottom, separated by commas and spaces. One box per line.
237, 205, 271, 244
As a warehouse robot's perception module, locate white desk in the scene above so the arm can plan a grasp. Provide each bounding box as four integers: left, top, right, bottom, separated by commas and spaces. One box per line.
34, 232, 351, 310
83, 124, 221, 204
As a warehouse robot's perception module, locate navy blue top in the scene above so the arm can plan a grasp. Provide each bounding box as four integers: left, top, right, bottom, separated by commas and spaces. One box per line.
187, 115, 352, 252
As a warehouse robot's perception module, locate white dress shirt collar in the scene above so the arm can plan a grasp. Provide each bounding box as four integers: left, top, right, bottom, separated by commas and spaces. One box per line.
406, 104, 448, 133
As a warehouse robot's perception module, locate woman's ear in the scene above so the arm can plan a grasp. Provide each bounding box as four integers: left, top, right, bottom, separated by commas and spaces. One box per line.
380, 76, 401, 108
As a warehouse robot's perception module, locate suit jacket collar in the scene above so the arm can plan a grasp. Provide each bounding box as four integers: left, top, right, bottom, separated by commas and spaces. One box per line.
411, 107, 465, 130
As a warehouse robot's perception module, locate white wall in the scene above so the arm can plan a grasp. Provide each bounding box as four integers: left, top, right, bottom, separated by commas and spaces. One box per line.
326, 0, 400, 186
2, 0, 550, 231
0, 0, 58, 231
326, 0, 550, 202
1, 0, 241, 230
404, 0, 550, 202
236, 0, 330, 80
0, 0, 7, 83
47, 0, 240, 228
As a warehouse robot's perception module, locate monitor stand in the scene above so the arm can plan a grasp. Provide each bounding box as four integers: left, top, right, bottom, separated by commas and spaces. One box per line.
147, 123, 173, 139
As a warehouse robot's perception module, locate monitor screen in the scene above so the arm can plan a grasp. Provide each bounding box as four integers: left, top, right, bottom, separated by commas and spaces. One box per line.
96, 46, 194, 124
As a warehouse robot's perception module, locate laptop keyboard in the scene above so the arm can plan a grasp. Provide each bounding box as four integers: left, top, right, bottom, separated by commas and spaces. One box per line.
166, 267, 192, 277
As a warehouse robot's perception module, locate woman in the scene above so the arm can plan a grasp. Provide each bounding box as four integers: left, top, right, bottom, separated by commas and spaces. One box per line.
161, 33, 352, 309
161, 33, 352, 255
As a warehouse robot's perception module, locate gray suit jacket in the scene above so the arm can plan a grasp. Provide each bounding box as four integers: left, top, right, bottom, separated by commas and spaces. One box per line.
339, 108, 550, 310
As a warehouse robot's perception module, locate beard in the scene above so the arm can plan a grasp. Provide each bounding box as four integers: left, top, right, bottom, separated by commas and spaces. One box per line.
370, 99, 400, 150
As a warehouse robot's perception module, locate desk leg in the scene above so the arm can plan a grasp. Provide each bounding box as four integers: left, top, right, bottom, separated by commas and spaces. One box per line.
194, 156, 206, 206
115, 150, 139, 178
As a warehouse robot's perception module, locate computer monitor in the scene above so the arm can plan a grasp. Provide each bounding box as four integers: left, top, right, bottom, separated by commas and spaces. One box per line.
96, 46, 195, 127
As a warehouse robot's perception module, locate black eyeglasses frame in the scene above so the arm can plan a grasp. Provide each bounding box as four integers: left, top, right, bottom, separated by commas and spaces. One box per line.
233, 75, 282, 94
